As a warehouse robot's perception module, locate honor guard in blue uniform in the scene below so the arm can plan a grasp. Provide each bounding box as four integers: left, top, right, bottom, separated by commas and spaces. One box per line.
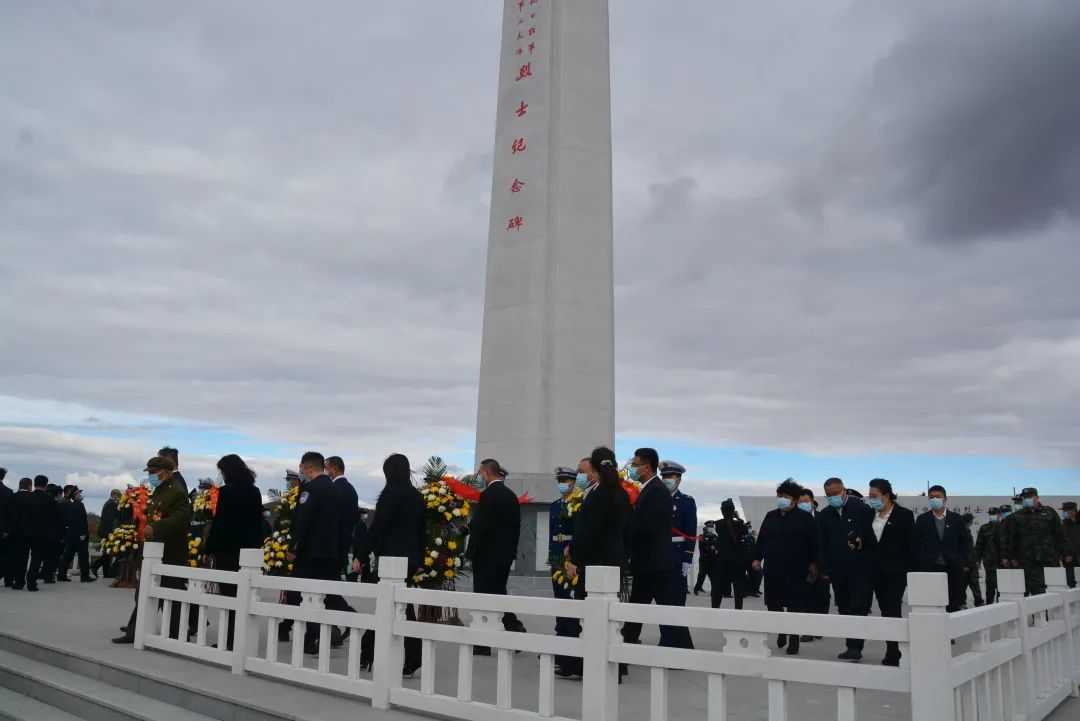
659, 461, 696, 649
549, 466, 577, 636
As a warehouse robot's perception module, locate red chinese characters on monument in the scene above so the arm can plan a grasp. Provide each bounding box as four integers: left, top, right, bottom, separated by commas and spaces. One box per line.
506, 0, 541, 233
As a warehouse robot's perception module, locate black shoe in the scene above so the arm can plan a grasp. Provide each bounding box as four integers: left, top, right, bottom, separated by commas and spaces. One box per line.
776, 634, 787, 649
57, 577, 71, 582
112, 635, 134, 644
692, 587, 701, 596
786, 642, 800, 655
27, 585, 39, 592
881, 656, 900, 667
11, 584, 23, 590
359, 659, 372, 672
554, 666, 581, 679
339, 628, 350, 643
303, 643, 319, 656
799, 635, 814, 642
838, 649, 862, 661
402, 664, 420, 678
43, 579, 55, 584
278, 627, 291, 643
473, 647, 492, 656
81, 576, 96, 583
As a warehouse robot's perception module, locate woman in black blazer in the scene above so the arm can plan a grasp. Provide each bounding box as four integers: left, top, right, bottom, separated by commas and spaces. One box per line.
358, 453, 426, 675
867, 478, 915, 666
556, 446, 631, 678
203, 454, 264, 650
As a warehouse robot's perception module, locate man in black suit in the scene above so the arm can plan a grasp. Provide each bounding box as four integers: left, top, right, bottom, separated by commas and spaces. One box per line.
819, 477, 877, 662
867, 478, 915, 666
23, 476, 56, 591
158, 446, 188, 496
465, 458, 525, 653
621, 448, 679, 647
0, 468, 12, 587
281, 451, 347, 654
324, 456, 358, 630
90, 490, 120, 578
4, 478, 32, 589
60, 487, 94, 582
915, 485, 972, 612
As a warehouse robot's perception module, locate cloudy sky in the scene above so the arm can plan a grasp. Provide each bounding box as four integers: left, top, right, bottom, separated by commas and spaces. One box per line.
2, 1, 1078, 518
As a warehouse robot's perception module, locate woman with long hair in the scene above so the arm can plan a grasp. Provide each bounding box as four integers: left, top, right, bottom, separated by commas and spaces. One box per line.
203, 454, 263, 650
357, 453, 426, 676
556, 446, 631, 678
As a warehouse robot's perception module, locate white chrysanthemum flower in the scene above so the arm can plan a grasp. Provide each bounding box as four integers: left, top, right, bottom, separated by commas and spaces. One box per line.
454, 557, 461, 567
272, 531, 280, 538
435, 537, 443, 546
274, 561, 283, 567
429, 570, 437, 577
430, 550, 439, 559
452, 508, 461, 517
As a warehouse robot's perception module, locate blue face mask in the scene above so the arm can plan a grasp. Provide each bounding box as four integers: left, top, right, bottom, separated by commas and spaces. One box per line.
797, 501, 813, 513
627, 465, 640, 482
868, 497, 885, 511
827, 495, 844, 509
776, 497, 792, 510
556, 482, 571, 495
575, 473, 589, 489
662, 478, 678, 493
987, 515, 998, 523
929, 497, 945, 511
1022, 498, 1035, 509
147, 474, 161, 489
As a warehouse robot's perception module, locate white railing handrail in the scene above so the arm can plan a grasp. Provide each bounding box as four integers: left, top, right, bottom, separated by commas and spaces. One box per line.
130, 543, 1079, 721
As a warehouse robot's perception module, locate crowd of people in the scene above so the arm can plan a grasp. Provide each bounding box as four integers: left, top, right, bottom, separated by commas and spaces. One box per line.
2, 449, 1077, 680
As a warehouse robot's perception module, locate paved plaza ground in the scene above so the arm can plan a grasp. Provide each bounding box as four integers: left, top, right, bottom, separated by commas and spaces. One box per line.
0, 577, 1076, 721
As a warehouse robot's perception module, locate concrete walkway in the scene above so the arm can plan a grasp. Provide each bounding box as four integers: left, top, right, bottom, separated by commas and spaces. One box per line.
0, 578, 1076, 721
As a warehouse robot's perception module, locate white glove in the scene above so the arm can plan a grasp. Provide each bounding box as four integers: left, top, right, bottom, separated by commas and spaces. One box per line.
682, 562, 691, 577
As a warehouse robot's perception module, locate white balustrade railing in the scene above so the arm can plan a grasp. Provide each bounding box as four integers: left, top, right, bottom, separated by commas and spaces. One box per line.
132, 543, 1080, 721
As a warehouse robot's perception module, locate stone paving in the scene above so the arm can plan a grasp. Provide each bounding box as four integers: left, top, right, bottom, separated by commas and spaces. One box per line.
0, 577, 1076, 721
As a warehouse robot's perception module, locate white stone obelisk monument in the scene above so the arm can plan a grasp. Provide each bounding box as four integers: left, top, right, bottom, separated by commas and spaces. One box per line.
475, 0, 615, 495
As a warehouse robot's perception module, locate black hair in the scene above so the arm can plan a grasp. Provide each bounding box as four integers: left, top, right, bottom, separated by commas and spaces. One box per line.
798, 488, 815, 500
633, 447, 659, 472
868, 478, 896, 502
19, 477, 32, 490
159, 446, 179, 464
36, 476, 50, 488
928, 484, 947, 498
777, 478, 803, 498
382, 453, 412, 487
217, 454, 256, 486
962, 513, 974, 523
300, 451, 325, 469
590, 446, 621, 491
823, 477, 844, 490
326, 456, 345, 475
48, 486, 62, 499
479, 458, 505, 477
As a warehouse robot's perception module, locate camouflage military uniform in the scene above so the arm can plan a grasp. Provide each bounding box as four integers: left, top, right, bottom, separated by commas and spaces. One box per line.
974, 518, 1000, 603
1003, 504, 1069, 595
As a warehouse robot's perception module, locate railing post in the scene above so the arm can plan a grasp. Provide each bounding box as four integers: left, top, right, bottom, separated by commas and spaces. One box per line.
133, 542, 164, 650
1000, 568, 1035, 718
583, 565, 620, 721
231, 548, 263, 675
907, 572, 955, 721
1045, 567, 1079, 698
372, 556, 408, 711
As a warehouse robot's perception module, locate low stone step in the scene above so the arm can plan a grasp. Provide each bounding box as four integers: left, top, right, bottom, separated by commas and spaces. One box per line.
0, 648, 218, 721
0, 686, 85, 721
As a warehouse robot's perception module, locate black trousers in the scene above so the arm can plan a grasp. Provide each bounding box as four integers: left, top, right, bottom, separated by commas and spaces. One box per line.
5, 536, 29, 587
26, 538, 50, 588
1065, 563, 1076, 589
830, 574, 873, 650
621, 568, 677, 645
281, 558, 355, 646
764, 573, 806, 654
984, 567, 998, 603
712, 559, 747, 610
54, 538, 67, 579
921, 562, 965, 612
808, 577, 831, 614
358, 571, 421, 671
873, 570, 906, 661
694, 556, 711, 592
473, 563, 524, 631
61, 537, 90, 579
91, 552, 113, 577
41, 538, 60, 581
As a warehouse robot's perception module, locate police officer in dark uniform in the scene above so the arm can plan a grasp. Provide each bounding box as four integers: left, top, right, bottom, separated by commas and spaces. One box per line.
1062, 502, 1079, 588
549, 466, 577, 637
6, 478, 35, 589
280, 451, 346, 655
693, 521, 717, 596
659, 461, 695, 649
24, 476, 58, 591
